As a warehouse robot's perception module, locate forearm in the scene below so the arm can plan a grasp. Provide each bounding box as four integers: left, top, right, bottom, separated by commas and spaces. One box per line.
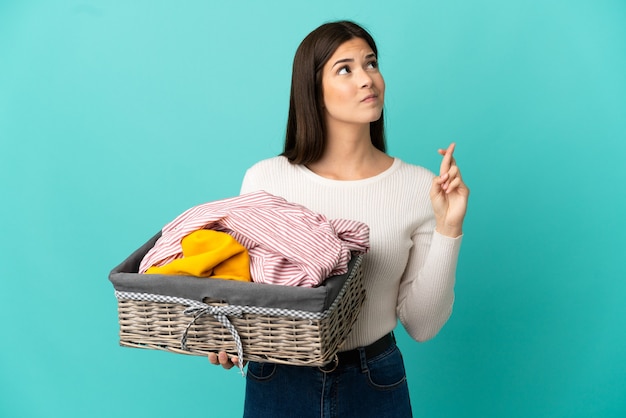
397, 231, 462, 342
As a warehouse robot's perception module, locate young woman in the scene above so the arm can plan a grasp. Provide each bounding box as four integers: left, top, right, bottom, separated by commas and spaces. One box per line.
209, 20, 469, 417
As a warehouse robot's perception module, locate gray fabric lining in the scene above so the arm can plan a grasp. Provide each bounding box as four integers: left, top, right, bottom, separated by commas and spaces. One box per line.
109, 232, 356, 312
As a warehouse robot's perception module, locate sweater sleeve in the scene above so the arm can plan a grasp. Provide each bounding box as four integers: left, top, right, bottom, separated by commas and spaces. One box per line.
396, 225, 463, 342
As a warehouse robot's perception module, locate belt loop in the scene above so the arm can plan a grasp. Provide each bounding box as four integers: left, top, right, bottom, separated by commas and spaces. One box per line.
358, 347, 368, 372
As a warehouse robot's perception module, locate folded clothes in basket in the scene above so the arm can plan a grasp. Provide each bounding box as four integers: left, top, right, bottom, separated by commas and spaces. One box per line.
139, 190, 370, 287
112, 232, 356, 311
145, 230, 252, 282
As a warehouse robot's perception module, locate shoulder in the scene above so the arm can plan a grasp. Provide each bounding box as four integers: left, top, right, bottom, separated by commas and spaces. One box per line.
240, 156, 299, 195
396, 159, 435, 176
245, 155, 292, 174
242, 156, 297, 183
391, 158, 436, 185
381, 158, 436, 210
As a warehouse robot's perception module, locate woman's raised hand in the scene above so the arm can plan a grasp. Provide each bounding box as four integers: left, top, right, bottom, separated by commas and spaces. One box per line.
430, 143, 469, 237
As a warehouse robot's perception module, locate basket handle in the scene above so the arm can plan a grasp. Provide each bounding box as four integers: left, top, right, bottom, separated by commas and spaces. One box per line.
182, 304, 245, 376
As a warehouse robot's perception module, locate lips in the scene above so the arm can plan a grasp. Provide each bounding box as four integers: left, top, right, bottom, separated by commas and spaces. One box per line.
361, 93, 378, 102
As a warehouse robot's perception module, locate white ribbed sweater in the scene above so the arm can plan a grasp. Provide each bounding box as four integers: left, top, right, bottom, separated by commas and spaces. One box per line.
240, 156, 462, 350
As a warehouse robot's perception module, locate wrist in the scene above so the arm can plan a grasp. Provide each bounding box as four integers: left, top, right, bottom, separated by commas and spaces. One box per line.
435, 224, 463, 238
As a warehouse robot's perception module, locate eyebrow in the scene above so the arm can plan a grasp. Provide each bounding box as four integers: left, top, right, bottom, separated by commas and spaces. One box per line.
331, 53, 377, 68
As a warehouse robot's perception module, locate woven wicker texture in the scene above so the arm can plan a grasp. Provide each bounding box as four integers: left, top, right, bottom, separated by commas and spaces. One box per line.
116, 261, 365, 366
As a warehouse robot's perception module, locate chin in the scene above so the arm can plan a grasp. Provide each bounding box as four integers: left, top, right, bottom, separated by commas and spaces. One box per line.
368, 111, 384, 122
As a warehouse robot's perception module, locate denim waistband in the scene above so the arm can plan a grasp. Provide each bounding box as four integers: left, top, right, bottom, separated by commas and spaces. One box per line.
319, 333, 395, 372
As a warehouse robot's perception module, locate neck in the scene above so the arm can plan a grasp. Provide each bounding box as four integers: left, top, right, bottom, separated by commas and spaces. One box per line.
324, 122, 372, 161
307, 122, 393, 180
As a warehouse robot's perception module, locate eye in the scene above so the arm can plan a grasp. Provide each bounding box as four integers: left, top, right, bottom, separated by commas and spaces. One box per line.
337, 65, 351, 75
367, 60, 378, 69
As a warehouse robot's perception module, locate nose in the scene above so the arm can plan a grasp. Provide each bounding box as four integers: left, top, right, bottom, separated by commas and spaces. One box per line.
357, 68, 373, 88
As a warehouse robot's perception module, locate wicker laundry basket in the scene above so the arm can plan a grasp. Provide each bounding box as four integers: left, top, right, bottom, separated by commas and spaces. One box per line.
109, 233, 366, 368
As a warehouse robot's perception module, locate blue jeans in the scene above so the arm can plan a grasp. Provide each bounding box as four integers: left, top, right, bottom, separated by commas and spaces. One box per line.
243, 339, 412, 417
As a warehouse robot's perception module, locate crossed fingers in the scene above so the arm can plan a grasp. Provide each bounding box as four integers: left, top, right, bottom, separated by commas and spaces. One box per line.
438, 143, 462, 194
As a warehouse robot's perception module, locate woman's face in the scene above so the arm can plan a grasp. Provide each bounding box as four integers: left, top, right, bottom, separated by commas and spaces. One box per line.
321, 37, 385, 130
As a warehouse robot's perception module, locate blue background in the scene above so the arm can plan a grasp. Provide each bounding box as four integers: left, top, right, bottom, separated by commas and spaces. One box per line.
1, 1, 625, 417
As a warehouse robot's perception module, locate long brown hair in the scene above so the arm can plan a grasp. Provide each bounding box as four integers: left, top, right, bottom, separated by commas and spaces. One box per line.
282, 21, 386, 165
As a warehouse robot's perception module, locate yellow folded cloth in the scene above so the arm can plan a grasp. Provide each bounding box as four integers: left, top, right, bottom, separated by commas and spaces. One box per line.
145, 229, 251, 281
